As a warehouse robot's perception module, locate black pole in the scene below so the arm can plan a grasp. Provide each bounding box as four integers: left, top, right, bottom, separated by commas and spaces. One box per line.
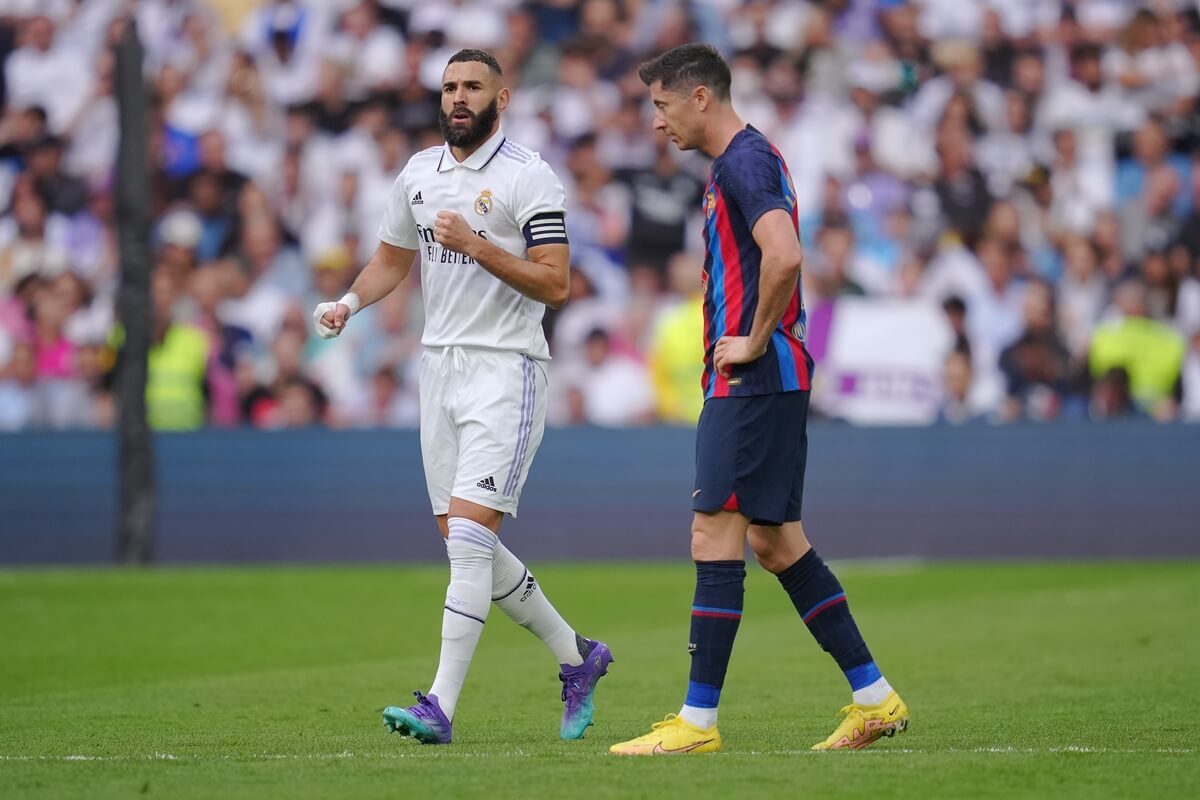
114, 17, 155, 564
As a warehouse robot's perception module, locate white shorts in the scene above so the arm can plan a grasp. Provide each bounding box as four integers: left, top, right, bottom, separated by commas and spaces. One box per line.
419, 346, 548, 517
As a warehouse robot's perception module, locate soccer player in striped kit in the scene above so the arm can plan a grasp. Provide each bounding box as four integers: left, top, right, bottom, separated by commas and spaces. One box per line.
610, 44, 908, 755
314, 50, 612, 744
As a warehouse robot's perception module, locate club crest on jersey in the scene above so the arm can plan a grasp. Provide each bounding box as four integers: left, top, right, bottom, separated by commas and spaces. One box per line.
704, 189, 716, 219
474, 188, 494, 216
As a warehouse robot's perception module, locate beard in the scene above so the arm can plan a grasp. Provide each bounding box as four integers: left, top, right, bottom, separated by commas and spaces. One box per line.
439, 99, 500, 149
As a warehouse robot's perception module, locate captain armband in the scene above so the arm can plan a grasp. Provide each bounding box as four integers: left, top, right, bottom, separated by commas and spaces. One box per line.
521, 212, 569, 248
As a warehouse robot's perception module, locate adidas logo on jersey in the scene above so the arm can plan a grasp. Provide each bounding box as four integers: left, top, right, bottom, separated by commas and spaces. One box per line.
411, 191, 424, 205
476, 476, 497, 492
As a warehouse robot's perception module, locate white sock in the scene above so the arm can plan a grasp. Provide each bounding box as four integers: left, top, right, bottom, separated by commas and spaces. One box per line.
428, 518, 495, 721
852, 676, 893, 707
679, 705, 718, 730
492, 540, 585, 666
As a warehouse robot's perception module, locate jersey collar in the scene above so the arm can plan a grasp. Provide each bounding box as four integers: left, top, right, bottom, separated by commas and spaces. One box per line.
437, 127, 507, 172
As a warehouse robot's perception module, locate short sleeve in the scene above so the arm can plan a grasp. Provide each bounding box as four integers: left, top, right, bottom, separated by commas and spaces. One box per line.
376, 168, 419, 249
717, 146, 790, 232
512, 158, 569, 248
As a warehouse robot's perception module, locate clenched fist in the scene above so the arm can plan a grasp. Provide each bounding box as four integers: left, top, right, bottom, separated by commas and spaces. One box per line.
313, 301, 352, 339
434, 211, 480, 256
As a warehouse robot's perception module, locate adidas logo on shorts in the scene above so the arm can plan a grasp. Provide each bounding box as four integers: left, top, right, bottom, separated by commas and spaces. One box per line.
476, 476, 497, 492
411, 191, 424, 205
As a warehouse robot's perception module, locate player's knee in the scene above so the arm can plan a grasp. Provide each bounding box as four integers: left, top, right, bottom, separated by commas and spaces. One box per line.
690, 516, 745, 561
689, 524, 714, 560
751, 546, 775, 572
749, 540, 787, 574
446, 497, 503, 532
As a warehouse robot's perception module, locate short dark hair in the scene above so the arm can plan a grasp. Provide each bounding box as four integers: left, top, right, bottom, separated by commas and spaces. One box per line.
1069, 43, 1102, 64
446, 48, 502, 76
638, 43, 731, 100
942, 296, 967, 316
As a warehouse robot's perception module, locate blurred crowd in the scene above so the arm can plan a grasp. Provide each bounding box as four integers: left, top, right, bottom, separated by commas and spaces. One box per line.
1, 0, 1199, 431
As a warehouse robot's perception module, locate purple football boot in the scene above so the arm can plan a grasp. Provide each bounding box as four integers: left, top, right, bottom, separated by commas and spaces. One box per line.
383, 691, 453, 744
559, 638, 614, 739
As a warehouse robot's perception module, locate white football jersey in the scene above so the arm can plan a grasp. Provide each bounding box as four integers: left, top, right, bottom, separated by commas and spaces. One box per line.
377, 127, 568, 361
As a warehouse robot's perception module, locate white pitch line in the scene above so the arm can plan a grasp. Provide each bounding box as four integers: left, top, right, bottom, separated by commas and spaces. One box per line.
0, 746, 1193, 762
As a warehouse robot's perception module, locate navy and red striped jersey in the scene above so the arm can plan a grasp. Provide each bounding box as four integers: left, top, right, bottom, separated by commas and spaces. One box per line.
701, 126, 812, 399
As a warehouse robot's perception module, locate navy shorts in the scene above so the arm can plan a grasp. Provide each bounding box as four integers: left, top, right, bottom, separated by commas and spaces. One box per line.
693, 392, 810, 526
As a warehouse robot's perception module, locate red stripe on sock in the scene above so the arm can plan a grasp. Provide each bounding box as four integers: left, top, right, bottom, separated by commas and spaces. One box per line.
803, 595, 847, 623
692, 610, 743, 620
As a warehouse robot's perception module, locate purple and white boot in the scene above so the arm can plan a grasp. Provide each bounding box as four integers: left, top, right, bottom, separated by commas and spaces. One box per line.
383, 691, 453, 744
559, 638, 614, 739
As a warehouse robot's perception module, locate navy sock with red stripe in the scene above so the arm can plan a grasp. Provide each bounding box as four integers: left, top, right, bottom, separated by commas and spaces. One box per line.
777, 549, 879, 690
684, 560, 746, 714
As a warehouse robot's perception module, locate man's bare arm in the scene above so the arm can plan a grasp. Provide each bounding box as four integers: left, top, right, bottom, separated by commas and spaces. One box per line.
713, 209, 803, 374
433, 210, 570, 309
316, 242, 417, 336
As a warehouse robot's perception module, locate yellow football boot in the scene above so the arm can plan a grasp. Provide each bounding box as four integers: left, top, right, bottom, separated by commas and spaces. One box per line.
609, 714, 722, 756
812, 690, 909, 750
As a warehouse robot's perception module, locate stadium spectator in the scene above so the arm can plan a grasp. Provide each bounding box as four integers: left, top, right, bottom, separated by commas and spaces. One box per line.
1176, 155, 1200, 261
616, 137, 704, 287
273, 373, 327, 428
998, 280, 1074, 421
3, 14, 92, 134
1057, 234, 1108, 359
1089, 365, 1143, 421
1039, 43, 1141, 202
647, 251, 704, 425
25, 134, 88, 216
932, 126, 991, 248
140, 267, 211, 431
911, 40, 1004, 136
965, 237, 1026, 357
362, 363, 419, 429
938, 349, 983, 424
1104, 8, 1198, 117
0, 339, 37, 429
941, 295, 971, 357
1176, 254, 1200, 339
186, 260, 249, 427
1120, 164, 1184, 265
806, 214, 866, 302
241, 311, 312, 429
1091, 209, 1132, 284
975, 89, 1036, 200
0, 183, 69, 292
1182, 329, 1200, 421
1048, 127, 1111, 237
1089, 278, 1185, 419
0, 104, 50, 170
565, 327, 654, 427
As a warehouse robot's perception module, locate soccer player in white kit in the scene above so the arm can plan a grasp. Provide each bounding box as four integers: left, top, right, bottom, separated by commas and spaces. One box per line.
313, 50, 612, 744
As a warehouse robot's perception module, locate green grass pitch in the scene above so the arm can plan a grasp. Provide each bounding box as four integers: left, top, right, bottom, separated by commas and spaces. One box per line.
2, 561, 1197, 799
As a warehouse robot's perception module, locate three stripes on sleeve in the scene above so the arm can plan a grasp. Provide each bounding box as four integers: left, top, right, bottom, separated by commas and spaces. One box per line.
522, 212, 569, 248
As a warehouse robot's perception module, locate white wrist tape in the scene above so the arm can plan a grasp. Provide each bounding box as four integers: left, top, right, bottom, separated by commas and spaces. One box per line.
339, 292, 361, 315
312, 302, 340, 339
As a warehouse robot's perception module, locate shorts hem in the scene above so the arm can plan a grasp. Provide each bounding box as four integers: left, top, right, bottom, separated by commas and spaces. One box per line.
449, 489, 519, 518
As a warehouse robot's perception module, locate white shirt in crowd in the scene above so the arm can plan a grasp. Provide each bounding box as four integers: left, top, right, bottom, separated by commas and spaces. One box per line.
4, 38, 91, 134
580, 355, 655, 428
